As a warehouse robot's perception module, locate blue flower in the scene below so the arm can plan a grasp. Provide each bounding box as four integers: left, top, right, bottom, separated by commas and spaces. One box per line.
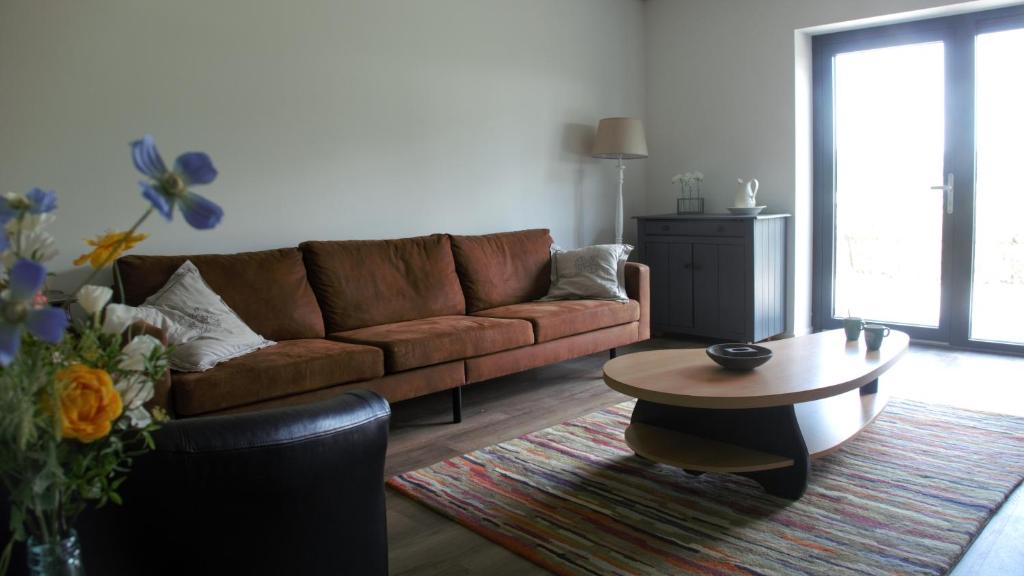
26, 188, 57, 214
131, 135, 223, 230
0, 189, 58, 253
0, 259, 68, 365
0, 207, 11, 252
0, 199, 17, 226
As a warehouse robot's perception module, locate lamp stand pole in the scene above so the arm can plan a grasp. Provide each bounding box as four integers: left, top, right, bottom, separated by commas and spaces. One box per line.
615, 156, 625, 245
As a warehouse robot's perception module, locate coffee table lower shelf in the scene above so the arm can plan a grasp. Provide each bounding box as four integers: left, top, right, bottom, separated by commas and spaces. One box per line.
624, 385, 889, 498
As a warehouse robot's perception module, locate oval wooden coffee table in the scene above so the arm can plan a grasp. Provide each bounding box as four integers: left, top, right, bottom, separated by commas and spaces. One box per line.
603, 329, 909, 499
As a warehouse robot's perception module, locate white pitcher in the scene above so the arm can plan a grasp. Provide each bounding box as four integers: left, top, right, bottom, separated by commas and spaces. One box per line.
735, 178, 759, 208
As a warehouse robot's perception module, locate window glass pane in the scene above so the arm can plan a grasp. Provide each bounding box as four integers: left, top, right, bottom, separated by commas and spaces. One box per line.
971, 27, 1024, 344
832, 42, 945, 327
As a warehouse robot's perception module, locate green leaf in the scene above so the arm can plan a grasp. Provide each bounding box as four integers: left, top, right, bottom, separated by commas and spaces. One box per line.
1, 537, 15, 576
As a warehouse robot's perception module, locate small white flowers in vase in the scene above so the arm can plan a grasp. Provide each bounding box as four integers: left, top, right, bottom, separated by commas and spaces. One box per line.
671, 171, 704, 214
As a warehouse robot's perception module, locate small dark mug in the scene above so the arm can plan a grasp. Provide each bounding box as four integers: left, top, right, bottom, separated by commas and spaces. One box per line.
863, 324, 891, 351
843, 317, 864, 340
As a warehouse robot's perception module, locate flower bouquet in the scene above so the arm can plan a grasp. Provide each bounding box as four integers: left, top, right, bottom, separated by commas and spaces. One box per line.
672, 171, 704, 214
0, 135, 223, 575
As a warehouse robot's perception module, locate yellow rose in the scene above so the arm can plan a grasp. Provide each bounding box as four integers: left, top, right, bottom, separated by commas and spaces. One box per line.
73, 230, 149, 269
56, 364, 123, 443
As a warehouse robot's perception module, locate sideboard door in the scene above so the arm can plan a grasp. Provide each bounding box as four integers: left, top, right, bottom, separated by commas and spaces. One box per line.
717, 243, 747, 339
646, 240, 694, 331
692, 243, 719, 335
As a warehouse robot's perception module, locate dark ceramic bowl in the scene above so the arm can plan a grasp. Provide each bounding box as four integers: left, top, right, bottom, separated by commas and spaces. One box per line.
706, 343, 773, 371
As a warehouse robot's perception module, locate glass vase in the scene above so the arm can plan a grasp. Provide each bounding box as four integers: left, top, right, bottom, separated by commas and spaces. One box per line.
27, 530, 85, 576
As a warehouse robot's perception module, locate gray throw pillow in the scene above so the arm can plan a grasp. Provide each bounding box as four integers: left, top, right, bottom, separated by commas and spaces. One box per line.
109, 260, 274, 372
541, 244, 633, 302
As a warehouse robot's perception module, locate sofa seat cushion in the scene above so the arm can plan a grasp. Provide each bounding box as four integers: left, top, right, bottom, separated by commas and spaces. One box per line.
171, 339, 384, 416
473, 299, 640, 343
330, 316, 534, 373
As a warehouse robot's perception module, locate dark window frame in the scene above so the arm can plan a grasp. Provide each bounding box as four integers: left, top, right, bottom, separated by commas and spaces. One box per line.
811, 4, 1024, 354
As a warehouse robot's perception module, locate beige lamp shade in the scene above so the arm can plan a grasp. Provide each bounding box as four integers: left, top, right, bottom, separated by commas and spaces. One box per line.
592, 117, 648, 159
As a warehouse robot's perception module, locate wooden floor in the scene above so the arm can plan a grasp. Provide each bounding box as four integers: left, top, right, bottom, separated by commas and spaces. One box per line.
385, 337, 1024, 576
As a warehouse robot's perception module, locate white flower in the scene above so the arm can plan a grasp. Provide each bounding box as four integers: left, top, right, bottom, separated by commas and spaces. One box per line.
118, 334, 164, 372
115, 374, 156, 429
6, 212, 55, 235
102, 303, 135, 335
676, 171, 703, 186
3, 229, 57, 266
77, 285, 113, 317
115, 373, 155, 429
124, 406, 152, 429
115, 373, 155, 410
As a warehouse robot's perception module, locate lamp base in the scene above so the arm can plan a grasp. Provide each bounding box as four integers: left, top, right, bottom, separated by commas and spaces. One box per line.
615, 159, 625, 245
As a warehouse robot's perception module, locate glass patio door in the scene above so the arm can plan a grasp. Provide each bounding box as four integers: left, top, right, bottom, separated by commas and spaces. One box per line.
969, 25, 1024, 347
813, 5, 1024, 352
831, 40, 947, 334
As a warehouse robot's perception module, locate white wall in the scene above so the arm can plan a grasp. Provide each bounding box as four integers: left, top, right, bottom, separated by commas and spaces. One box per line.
9, 0, 1014, 327
0, 0, 645, 290
644, 0, 1012, 336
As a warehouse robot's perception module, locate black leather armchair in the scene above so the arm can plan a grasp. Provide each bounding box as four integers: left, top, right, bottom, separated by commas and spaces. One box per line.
77, 389, 391, 576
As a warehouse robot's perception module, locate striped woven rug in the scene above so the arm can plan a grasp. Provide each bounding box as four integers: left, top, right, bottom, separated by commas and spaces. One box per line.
388, 399, 1024, 575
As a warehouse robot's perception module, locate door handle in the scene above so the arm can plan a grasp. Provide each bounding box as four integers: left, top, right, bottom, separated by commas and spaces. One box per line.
930, 173, 954, 215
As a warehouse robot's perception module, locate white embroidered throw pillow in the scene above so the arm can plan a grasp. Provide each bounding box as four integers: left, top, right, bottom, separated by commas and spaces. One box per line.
541, 244, 633, 302
114, 260, 274, 372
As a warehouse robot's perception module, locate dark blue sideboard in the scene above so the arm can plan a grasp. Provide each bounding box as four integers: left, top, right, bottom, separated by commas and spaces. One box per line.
635, 213, 789, 342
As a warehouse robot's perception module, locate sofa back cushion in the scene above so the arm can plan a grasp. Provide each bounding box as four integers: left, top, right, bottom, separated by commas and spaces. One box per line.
116, 248, 325, 341
450, 229, 553, 313
300, 234, 466, 332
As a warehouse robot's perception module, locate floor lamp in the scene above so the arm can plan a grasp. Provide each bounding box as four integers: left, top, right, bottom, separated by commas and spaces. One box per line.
592, 117, 648, 245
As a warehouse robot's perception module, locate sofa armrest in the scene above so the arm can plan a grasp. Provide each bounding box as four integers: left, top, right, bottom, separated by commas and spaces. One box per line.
125, 319, 168, 345
152, 388, 390, 452
80, 390, 391, 575
123, 320, 173, 417
625, 262, 650, 340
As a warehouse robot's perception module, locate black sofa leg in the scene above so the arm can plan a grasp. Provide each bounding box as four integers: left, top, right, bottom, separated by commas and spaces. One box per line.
609, 348, 617, 359
452, 386, 463, 423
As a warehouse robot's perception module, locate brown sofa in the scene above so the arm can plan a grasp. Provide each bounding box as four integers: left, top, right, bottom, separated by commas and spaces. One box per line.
116, 229, 650, 419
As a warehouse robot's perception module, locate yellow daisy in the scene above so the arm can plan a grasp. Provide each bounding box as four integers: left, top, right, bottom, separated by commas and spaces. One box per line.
74, 230, 148, 269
